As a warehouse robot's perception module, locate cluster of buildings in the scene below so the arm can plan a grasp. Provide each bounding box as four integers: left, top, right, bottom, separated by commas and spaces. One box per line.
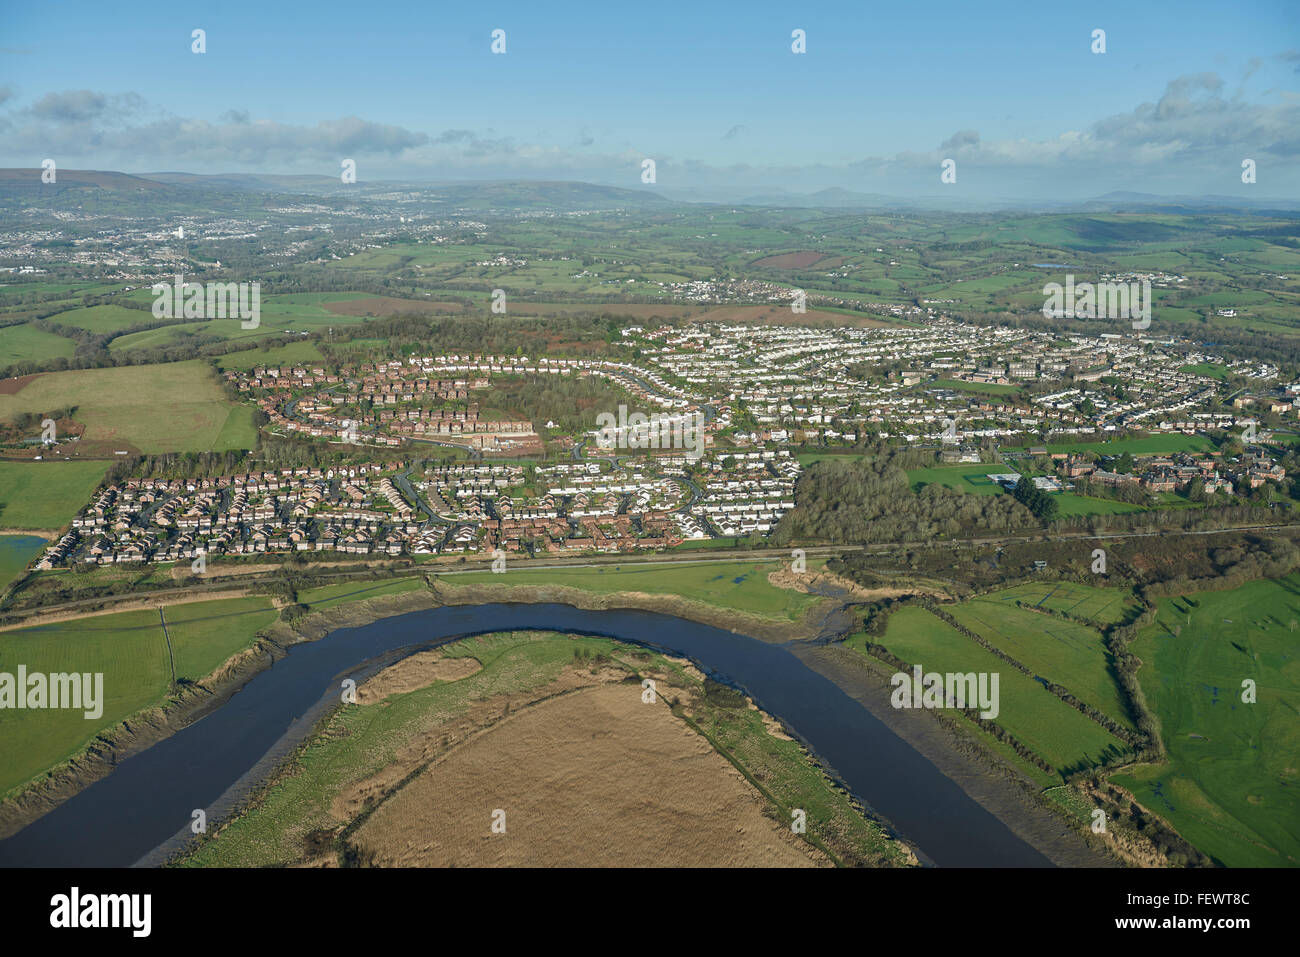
627, 320, 1290, 448
34, 442, 805, 569
35, 465, 434, 570
231, 360, 541, 454
26, 284, 1300, 576
228, 352, 706, 455
1058, 449, 1287, 495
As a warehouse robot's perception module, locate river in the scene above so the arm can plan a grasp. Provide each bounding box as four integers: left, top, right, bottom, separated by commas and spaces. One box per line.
0, 603, 1051, 868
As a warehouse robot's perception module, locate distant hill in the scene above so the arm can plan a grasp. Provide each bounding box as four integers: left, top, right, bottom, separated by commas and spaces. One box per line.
0, 169, 677, 217
2, 168, 1293, 215
728, 187, 908, 208
1085, 191, 1300, 213
381, 179, 672, 211
129, 172, 672, 210
0, 168, 173, 191
143, 171, 346, 193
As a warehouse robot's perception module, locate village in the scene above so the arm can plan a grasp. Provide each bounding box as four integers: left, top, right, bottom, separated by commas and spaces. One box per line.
33, 446, 804, 570
30, 316, 1299, 572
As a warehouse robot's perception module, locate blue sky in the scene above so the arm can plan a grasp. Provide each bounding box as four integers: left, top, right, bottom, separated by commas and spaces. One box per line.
1, 0, 1297, 200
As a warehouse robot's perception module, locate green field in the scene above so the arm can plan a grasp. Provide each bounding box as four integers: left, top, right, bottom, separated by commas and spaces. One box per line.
855, 605, 1129, 774
108, 322, 224, 353
947, 597, 1136, 730
0, 609, 171, 798
1180, 362, 1230, 380
0, 461, 107, 530
163, 596, 278, 681
297, 577, 426, 611
0, 596, 277, 798
1052, 492, 1145, 516
1112, 576, 1300, 867
0, 361, 257, 453
907, 463, 1003, 496
1005, 434, 1216, 456
984, 580, 1141, 626
0, 281, 123, 302
45, 304, 152, 335
0, 324, 76, 365
0, 585, 385, 801
215, 341, 325, 371
440, 559, 825, 621
102, 293, 375, 352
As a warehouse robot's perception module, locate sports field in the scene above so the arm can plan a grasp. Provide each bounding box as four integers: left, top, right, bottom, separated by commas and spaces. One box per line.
984, 580, 1141, 626
906, 464, 1003, 496
1052, 493, 1145, 516
1180, 363, 1230, 380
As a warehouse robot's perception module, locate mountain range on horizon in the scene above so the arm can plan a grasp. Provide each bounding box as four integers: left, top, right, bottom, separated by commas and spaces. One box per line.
1, 168, 1296, 215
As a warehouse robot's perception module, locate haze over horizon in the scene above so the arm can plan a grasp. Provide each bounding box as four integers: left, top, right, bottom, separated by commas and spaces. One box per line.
1, 0, 1297, 203
12, 167, 1300, 213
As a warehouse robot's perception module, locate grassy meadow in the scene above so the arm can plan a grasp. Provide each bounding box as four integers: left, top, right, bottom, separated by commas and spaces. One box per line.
1112, 575, 1300, 867
439, 559, 826, 621
849, 605, 1129, 776
0, 460, 107, 530
0, 361, 256, 453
